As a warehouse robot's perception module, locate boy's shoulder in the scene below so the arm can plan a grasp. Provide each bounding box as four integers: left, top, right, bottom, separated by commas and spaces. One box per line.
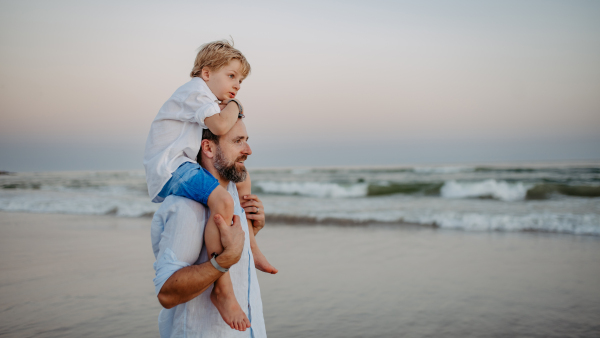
176, 77, 209, 93
171, 77, 214, 99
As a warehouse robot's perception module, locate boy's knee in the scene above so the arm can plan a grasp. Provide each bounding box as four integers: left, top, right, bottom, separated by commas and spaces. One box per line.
208, 186, 235, 215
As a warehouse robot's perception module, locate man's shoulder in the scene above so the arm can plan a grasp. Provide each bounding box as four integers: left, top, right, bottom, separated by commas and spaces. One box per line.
154, 195, 208, 224
150, 196, 209, 257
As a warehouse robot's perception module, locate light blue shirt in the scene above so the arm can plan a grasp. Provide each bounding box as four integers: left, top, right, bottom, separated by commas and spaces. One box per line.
151, 182, 267, 338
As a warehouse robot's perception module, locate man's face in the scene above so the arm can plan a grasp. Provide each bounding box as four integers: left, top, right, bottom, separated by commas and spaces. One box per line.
213, 120, 252, 183
202, 59, 244, 102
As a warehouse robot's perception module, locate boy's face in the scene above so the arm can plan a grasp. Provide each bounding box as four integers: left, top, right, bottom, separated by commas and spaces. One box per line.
201, 59, 244, 102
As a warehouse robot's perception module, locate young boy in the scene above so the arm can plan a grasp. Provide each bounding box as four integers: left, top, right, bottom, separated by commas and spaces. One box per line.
144, 40, 277, 331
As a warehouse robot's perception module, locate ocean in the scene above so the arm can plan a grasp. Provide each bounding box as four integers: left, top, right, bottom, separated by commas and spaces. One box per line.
1, 161, 599, 236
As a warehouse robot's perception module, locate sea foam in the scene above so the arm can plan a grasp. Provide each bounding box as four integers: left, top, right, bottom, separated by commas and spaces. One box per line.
440, 179, 531, 201
254, 181, 368, 198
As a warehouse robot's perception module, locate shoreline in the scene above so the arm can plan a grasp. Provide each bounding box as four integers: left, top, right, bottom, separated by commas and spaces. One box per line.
1, 209, 598, 237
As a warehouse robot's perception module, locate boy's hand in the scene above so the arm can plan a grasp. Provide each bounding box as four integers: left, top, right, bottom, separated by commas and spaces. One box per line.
241, 194, 265, 234
225, 99, 244, 116
218, 99, 241, 112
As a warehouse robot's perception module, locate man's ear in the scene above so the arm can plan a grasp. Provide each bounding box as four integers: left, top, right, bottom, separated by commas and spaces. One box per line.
201, 67, 210, 81
200, 139, 215, 159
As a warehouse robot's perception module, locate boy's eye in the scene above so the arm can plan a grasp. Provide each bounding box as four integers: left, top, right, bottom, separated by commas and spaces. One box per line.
229, 74, 234, 78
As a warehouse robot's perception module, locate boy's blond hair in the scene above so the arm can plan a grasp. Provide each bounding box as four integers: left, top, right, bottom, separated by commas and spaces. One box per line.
190, 40, 251, 79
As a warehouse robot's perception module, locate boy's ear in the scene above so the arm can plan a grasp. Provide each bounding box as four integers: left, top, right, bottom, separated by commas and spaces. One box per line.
200, 67, 210, 81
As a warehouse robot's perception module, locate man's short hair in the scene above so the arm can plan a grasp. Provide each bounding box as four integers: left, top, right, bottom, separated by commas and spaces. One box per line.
201, 128, 219, 146
190, 40, 251, 78
197, 116, 243, 161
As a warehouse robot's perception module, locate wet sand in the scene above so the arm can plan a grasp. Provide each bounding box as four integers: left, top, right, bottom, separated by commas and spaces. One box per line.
1, 212, 599, 337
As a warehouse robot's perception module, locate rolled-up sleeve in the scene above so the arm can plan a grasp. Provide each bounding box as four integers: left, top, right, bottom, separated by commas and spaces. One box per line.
153, 248, 191, 295
151, 196, 209, 296
175, 91, 220, 127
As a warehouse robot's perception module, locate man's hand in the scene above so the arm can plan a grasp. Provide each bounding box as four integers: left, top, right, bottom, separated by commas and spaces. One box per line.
156, 213, 245, 309
214, 214, 245, 269
241, 194, 265, 235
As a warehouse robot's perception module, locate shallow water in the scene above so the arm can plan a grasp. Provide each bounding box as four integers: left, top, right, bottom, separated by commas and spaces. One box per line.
257, 225, 600, 338
1, 212, 599, 337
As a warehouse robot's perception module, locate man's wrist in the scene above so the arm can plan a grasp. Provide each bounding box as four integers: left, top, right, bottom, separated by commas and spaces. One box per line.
210, 255, 229, 272
215, 251, 237, 269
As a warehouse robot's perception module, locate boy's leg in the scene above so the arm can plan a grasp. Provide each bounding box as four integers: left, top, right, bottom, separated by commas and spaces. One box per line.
210, 271, 250, 331
204, 185, 234, 257
236, 179, 277, 274
205, 186, 250, 331
248, 221, 278, 274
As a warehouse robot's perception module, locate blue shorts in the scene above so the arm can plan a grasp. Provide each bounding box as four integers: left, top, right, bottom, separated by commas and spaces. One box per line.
157, 162, 220, 206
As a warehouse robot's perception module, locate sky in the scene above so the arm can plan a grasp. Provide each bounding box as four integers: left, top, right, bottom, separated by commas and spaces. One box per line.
0, 0, 599, 171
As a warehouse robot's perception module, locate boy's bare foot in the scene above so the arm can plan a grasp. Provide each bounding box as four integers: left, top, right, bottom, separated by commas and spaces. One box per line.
253, 247, 278, 274
210, 286, 251, 331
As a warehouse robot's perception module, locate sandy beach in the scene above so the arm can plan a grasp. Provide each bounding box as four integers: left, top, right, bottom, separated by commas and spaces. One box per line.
1, 211, 599, 337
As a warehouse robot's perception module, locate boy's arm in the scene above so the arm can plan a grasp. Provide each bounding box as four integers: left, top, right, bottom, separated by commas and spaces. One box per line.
204, 100, 242, 136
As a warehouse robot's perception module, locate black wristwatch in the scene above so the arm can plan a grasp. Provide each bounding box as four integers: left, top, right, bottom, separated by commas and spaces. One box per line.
227, 99, 244, 118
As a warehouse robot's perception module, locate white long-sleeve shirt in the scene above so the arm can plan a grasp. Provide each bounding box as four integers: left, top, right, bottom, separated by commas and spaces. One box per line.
144, 78, 220, 202
151, 182, 267, 338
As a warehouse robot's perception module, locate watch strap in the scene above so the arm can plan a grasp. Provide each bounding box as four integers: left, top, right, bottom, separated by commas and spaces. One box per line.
227, 99, 244, 118
210, 255, 229, 273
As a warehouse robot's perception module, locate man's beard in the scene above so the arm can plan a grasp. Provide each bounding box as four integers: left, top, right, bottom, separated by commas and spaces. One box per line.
214, 146, 248, 183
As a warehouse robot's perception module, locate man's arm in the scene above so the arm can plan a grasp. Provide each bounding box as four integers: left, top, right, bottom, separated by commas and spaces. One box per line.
241, 196, 266, 237
157, 214, 245, 309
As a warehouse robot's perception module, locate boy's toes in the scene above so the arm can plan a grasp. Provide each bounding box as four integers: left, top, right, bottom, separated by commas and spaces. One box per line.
256, 260, 278, 274
236, 319, 246, 331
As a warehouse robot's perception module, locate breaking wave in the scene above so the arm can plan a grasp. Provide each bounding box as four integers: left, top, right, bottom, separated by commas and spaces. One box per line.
266, 211, 600, 236
412, 166, 474, 174
440, 180, 531, 201
526, 184, 600, 199
1, 164, 598, 236
254, 180, 600, 201
253, 181, 368, 198
0, 190, 157, 218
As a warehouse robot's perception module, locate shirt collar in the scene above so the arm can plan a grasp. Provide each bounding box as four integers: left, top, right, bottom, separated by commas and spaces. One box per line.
191, 77, 219, 102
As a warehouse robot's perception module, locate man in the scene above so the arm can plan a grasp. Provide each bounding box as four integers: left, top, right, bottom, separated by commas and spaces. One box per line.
151, 118, 267, 337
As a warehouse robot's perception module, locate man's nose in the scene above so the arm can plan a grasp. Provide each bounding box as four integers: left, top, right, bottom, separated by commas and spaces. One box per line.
244, 143, 252, 155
